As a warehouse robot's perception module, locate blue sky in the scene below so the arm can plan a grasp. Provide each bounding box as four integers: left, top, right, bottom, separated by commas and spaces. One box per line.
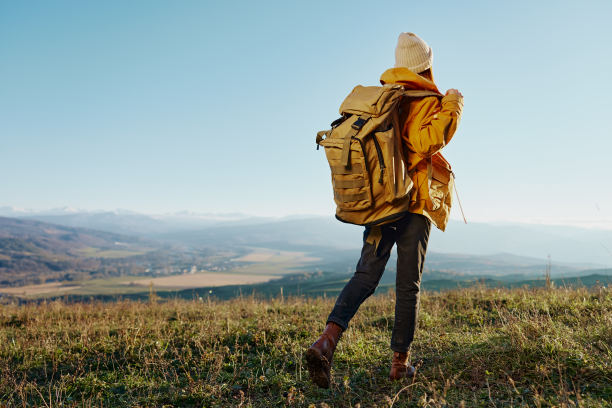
1, 0, 611, 228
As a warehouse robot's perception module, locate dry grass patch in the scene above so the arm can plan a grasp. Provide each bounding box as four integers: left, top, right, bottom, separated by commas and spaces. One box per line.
124, 272, 277, 289
0, 286, 610, 407
0, 281, 81, 295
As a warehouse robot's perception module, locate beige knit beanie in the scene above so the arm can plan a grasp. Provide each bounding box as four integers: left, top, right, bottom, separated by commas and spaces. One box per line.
394, 32, 433, 73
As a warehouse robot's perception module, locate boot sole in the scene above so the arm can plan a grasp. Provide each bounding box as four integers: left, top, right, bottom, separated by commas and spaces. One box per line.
305, 347, 330, 389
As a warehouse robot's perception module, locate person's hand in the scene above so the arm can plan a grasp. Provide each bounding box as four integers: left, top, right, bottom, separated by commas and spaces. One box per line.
445, 89, 463, 97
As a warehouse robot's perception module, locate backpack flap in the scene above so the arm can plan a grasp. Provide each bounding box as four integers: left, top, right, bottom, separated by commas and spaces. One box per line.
339, 85, 403, 117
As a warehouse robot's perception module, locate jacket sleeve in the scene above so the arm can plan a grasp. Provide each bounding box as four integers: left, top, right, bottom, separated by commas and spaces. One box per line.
403, 93, 464, 158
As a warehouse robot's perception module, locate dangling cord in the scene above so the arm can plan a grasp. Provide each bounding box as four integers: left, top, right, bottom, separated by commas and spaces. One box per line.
454, 181, 467, 224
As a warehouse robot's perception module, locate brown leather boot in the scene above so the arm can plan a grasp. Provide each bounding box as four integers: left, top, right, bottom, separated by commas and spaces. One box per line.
389, 351, 416, 380
305, 322, 343, 388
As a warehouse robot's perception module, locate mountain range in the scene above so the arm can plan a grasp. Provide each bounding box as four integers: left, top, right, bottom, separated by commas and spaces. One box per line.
2, 207, 608, 266
0, 208, 610, 297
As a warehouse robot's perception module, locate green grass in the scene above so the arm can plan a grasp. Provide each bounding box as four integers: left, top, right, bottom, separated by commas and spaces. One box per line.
1, 286, 610, 407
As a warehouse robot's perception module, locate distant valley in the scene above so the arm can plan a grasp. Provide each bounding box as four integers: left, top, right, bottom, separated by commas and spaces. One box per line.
0, 209, 610, 301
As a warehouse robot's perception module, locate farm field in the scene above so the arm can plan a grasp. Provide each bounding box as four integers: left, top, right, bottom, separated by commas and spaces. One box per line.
232, 248, 320, 264
75, 247, 152, 258
0, 247, 316, 299
122, 271, 277, 289
0, 281, 82, 296
0, 286, 609, 407
0, 270, 280, 299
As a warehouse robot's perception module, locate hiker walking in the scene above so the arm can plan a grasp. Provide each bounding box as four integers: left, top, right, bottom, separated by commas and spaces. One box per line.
307, 32, 464, 388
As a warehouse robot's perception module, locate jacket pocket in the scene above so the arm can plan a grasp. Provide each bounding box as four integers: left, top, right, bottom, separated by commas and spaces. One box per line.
425, 154, 454, 230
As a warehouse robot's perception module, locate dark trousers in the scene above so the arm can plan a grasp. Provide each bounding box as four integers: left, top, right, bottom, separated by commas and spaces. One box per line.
327, 213, 431, 352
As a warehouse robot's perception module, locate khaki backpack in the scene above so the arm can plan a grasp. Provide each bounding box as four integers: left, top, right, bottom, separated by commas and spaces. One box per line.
316, 84, 442, 226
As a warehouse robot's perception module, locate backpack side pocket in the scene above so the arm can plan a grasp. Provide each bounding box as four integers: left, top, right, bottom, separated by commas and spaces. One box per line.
370, 127, 413, 202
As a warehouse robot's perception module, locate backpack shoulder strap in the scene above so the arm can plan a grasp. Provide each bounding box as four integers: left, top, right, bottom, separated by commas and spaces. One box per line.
401, 90, 442, 98
398, 89, 442, 121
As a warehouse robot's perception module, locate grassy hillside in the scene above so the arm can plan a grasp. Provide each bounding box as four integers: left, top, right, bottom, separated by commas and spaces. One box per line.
0, 216, 154, 286
1, 286, 610, 407
0, 216, 222, 289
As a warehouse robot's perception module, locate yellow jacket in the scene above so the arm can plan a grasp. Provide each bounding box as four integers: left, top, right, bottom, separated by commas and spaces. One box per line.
380, 68, 463, 224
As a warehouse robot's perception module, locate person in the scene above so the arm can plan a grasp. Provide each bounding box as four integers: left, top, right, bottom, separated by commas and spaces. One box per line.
305, 32, 464, 388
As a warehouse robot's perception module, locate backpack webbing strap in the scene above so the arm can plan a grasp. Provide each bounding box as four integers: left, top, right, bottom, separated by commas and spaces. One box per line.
365, 226, 382, 253
334, 190, 368, 203
341, 115, 369, 168
330, 163, 363, 175
402, 90, 442, 99
333, 178, 365, 188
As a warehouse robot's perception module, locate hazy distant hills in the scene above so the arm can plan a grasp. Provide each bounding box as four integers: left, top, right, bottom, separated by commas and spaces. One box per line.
0, 206, 260, 235
0, 216, 222, 289
155, 217, 611, 267
432, 221, 612, 267
3, 208, 610, 266
1, 209, 610, 293
153, 216, 611, 268
0, 216, 153, 286
0, 216, 143, 251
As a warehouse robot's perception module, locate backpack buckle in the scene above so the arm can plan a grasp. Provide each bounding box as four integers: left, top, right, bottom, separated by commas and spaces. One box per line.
330, 116, 346, 128
351, 117, 367, 130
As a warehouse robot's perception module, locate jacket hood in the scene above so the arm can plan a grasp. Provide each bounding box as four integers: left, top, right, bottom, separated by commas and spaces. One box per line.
379, 67, 441, 94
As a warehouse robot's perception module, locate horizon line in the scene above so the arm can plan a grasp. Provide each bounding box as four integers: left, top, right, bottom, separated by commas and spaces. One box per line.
1, 204, 612, 231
